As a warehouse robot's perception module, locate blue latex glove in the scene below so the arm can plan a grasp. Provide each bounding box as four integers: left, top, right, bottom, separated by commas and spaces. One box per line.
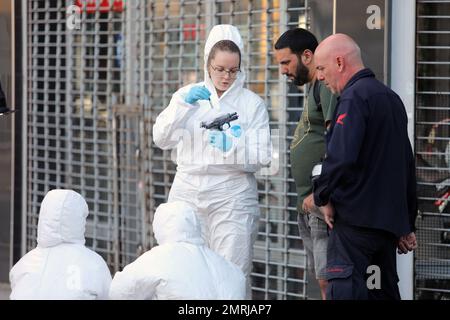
229, 125, 242, 138
184, 86, 211, 105
209, 131, 233, 152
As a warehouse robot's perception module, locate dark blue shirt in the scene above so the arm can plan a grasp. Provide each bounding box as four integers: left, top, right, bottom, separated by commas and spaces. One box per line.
313, 68, 417, 237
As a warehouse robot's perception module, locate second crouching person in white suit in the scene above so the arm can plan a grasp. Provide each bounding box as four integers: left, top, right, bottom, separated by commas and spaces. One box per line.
109, 201, 245, 300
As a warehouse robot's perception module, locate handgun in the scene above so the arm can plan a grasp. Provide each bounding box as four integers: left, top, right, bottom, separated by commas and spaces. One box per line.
200, 112, 239, 131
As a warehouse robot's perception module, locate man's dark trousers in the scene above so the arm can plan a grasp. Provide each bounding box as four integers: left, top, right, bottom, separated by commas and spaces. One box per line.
325, 219, 401, 300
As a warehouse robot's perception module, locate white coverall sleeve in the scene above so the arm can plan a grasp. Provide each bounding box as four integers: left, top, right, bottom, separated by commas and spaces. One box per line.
153, 87, 199, 150
108, 256, 160, 300
222, 98, 272, 172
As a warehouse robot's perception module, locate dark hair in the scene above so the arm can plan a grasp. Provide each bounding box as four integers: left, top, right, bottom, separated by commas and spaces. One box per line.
207, 40, 241, 68
274, 28, 318, 54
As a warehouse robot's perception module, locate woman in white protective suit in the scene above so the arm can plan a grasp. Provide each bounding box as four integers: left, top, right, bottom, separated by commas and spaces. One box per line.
153, 24, 272, 297
9, 189, 112, 300
108, 201, 246, 299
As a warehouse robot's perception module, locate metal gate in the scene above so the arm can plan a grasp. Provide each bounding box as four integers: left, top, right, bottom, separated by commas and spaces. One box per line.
23, 0, 311, 299
415, 0, 450, 300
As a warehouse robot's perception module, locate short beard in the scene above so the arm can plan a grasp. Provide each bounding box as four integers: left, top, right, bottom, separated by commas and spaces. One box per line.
293, 62, 310, 86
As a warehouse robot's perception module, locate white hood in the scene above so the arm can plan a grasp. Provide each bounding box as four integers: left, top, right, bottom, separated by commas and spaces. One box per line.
153, 201, 204, 246
37, 189, 88, 247
203, 24, 246, 106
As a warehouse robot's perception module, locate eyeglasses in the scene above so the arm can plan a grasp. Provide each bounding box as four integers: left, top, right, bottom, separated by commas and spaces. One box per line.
209, 64, 240, 79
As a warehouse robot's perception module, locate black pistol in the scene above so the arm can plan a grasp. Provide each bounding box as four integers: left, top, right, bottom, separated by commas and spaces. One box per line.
200, 112, 239, 131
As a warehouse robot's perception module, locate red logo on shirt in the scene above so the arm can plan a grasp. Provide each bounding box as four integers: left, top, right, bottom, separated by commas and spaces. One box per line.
337, 113, 347, 125
327, 267, 344, 273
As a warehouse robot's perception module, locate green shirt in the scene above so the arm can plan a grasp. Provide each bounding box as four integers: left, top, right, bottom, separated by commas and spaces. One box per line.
290, 81, 337, 214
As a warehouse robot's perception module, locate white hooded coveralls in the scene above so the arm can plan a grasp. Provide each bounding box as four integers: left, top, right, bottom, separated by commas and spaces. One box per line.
9, 189, 112, 300
108, 201, 246, 300
152, 24, 272, 290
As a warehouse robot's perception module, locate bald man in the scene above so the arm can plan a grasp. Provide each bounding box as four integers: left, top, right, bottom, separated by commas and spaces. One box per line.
312, 34, 418, 300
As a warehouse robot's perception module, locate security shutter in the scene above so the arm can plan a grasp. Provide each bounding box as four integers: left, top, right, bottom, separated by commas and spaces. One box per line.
24, 0, 312, 299
415, 0, 450, 300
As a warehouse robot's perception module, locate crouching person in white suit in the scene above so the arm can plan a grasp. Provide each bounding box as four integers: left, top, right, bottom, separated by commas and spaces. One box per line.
109, 201, 246, 300
9, 189, 112, 299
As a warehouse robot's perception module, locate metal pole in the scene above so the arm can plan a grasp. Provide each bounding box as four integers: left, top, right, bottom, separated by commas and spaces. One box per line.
390, 0, 416, 300
112, 110, 120, 272
125, 0, 136, 106
10, 0, 16, 269
20, 0, 28, 257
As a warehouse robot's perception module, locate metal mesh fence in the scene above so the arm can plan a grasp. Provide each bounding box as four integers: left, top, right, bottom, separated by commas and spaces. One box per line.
24, 0, 311, 299
415, 0, 450, 300
25, 0, 450, 301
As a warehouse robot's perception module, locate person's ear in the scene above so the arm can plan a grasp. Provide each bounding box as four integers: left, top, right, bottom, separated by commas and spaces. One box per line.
336, 56, 345, 72
302, 50, 313, 65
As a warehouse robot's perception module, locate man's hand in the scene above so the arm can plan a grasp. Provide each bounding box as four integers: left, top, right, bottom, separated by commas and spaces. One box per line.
397, 232, 417, 254
320, 202, 335, 229
302, 193, 315, 214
